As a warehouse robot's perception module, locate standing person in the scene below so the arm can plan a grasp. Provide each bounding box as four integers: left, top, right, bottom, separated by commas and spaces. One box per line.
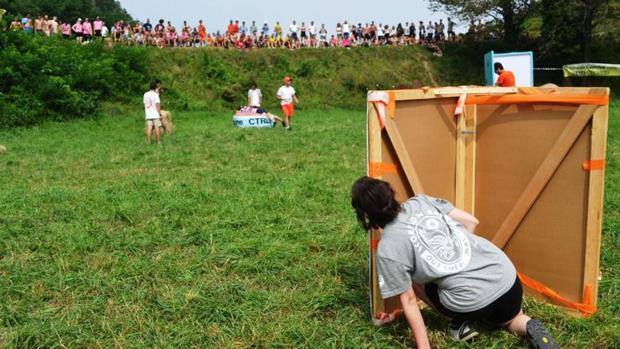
276, 76, 299, 131
289, 20, 299, 49
248, 83, 263, 108
9, 17, 22, 31
418, 21, 425, 42
72, 18, 84, 43
61, 21, 71, 38
198, 20, 207, 47
350, 177, 560, 349
447, 17, 456, 41
144, 81, 163, 145
319, 24, 328, 48
82, 18, 93, 42
262, 21, 270, 36
494, 62, 516, 87
49, 16, 59, 36
309, 21, 317, 47
94, 16, 103, 38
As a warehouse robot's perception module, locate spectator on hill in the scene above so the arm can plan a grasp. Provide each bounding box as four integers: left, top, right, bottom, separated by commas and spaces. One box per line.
277, 76, 299, 131
262, 21, 269, 36
10, 17, 22, 31
418, 21, 425, 41
447, 17, 456, 41
94, 16, 103, 37
61, 21, 71, 38
72, 18, 83, 43
144, 80, 163, 145
495, 62, 516, 87
34, 15, 44, 34
83, 18, 93, 41
48, 16, 59, 36
101, 21, 109, 38
289, 20, 299, 48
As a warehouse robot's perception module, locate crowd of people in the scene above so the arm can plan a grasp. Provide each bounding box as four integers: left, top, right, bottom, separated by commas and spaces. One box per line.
8, 14, 462, 51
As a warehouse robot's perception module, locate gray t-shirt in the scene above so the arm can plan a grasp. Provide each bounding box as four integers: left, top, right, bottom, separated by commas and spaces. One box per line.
376, 195, 516, 312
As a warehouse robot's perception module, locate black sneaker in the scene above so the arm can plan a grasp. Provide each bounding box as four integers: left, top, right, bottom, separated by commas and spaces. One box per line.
526, 319, 560, 349
448, 320, 479, 342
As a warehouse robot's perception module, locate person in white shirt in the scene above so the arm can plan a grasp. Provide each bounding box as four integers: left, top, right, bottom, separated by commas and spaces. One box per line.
276, 76, 299, 130
309, 21, 317, 47
289, 20, 299, 48
248, 83, 262, 107
144, 81, 162, 144
342, 20, 350, 39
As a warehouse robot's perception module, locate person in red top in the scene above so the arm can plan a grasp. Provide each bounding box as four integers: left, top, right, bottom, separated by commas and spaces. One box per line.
495, 62, 516, 87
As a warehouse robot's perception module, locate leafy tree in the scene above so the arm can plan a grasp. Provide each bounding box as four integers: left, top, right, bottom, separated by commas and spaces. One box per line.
541, 0, 614, 62
0, 0, 131, 24
426, 0, 536, 42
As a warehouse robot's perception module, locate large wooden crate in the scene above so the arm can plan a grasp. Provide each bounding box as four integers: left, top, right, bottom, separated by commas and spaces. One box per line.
367, 87, 610, 319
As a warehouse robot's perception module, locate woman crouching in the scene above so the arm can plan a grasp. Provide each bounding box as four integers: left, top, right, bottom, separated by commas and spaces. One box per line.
351, 176, 559, 349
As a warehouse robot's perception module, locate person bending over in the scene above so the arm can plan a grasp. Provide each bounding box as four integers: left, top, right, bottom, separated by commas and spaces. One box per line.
350, 176, 559, 349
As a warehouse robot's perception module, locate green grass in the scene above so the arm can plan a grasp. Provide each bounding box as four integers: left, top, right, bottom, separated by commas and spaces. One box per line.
0, 104, 619, 348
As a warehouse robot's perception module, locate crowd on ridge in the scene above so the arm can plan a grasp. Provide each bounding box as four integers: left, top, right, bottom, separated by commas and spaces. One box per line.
7, 14, 472, 53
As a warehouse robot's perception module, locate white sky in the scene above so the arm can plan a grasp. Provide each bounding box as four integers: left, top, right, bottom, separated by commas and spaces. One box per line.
117, 0, 463, 34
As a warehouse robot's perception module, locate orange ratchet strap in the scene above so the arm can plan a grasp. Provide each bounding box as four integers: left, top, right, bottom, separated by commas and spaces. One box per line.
517, 272, 597, 316
465, 94, 608, 106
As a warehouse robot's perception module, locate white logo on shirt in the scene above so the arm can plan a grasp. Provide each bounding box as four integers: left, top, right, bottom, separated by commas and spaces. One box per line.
409, 211, 471, 274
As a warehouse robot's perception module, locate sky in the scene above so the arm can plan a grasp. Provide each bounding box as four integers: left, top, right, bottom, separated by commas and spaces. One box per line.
117, 0, 462, 34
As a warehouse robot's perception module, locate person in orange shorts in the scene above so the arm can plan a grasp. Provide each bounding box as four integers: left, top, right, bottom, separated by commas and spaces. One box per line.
494, 62, 516, 87
198, 20, 207, 47
276, 76, 299, 130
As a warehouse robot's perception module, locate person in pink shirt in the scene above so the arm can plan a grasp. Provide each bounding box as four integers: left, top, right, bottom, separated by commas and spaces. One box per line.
94, 16, 103, 37
82, 18, 93, 41
61, 21, 71, 38
72, 18, 83, 43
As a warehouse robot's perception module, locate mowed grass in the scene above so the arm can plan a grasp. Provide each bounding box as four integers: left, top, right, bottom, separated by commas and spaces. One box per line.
0, 104, 619, 348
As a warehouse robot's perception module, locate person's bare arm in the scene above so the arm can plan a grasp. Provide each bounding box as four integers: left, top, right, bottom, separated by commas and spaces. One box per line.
293, 95, 299, 104
156, 102, 161, 116
448, 208, 479, 232
399, 287, 431, 349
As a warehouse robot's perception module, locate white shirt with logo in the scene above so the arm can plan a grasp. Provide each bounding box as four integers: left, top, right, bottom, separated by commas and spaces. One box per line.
143, 90, 161, 120
376, 195, 516, 312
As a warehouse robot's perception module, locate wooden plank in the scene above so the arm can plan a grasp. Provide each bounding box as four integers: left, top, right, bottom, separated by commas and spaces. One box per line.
384, 116, 425, 194
464, 104, 477, 214
582, 101, 609, 309
393, 89, 436, 101
455, 113, 467, 209
434, 86, 518, 96
491, 104, 599, 249
367, 100, 384, 319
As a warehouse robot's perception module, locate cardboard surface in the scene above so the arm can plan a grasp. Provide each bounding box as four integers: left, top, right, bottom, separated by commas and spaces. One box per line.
367, 87, 609, 319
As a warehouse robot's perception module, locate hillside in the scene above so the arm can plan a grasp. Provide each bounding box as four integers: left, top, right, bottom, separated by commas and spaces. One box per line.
0, 31, 484, 128
147, 45, 481, 112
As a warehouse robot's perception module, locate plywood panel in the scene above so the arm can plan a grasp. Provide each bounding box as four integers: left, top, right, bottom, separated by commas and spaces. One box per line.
393, 98, 458, 201
474, 104, 579, 240
506, 124, 591, 303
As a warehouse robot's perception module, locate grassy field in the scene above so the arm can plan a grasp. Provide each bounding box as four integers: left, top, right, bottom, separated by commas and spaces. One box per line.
0, 104, 619, 348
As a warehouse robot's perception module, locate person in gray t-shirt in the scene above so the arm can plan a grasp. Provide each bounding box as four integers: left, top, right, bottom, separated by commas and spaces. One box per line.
351, 176, 559, 349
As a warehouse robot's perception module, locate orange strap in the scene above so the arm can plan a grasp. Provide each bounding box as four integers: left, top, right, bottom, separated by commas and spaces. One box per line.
465, 94, 608, 106
583, 159, 605, 171
369, 162, 397, 178
375, 308, 402, 320
370, 238, 380, 251
517, 272, 597, 316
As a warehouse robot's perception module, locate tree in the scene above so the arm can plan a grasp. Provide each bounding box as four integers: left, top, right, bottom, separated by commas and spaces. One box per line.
426, 0, 536, 42
541, 0, 614, 62
0, 0, 131, 24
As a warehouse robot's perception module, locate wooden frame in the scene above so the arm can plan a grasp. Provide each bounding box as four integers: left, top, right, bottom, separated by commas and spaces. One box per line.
367, 87, 610, 319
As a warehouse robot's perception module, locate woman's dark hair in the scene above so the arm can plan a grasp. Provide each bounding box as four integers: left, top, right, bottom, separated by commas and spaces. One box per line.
351, 176, 401, 230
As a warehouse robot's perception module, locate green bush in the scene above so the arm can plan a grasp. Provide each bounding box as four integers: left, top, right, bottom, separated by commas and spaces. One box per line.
0, 31, 148, 128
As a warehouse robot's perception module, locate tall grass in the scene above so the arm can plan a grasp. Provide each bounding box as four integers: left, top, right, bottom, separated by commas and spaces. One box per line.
0, 104, 619, 348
